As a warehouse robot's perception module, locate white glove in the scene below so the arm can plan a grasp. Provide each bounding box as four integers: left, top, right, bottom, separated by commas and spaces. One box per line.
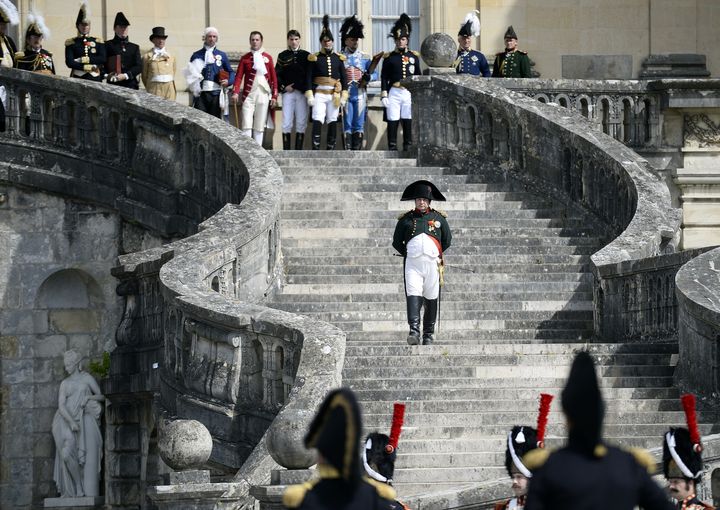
381, 97, 389, 108
340, 99, 347, 108
307, 96, 315, 107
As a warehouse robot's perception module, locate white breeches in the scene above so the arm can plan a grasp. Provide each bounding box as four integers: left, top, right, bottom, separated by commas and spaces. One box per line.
241, 85, 270, 132
281, 90, 309, 133
386, 87, 412, 121
405, 255, 440, 299
312, 91, 340, 123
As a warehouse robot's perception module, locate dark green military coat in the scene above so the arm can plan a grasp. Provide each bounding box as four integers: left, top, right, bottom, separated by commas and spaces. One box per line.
492, 49, 531, 78
392, 208, 451, 257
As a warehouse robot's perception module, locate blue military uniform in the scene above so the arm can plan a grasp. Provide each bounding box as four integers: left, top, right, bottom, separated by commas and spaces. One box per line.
65, 2, 105, 82
189, 46, 235, 119
455, 49, 490, 77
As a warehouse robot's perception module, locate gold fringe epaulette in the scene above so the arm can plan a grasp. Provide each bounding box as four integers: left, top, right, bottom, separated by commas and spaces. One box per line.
434, 208, 448, 218
522, 447, 552, 470
397, 209, 413, 219
383, 52, 391, 58
14, 51, 25, 58
307, 53, 318, 62
625, 447, 656, 474
411, 50, 420, 57
365, 477, 397, 501
65, 37, 76, 46
337, 52, 347, 61
282, 479, 319, 509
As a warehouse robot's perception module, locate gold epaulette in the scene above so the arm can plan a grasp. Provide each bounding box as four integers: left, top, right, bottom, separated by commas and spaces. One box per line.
518, 50, 527, 55
65, 37, 76, 46
411, 50, 420, 57
364, 477, 397, 501
282, 479, 319, 509
397, 209, 413, 220
434, 209, 448, 218
625, 447, 656, 474
383, 52, 390, 58
337, 52, 346, 61
522, 447, 552, 470
307, 53, 318, 62
94, 36, 104, 43
14, 51, 25, 58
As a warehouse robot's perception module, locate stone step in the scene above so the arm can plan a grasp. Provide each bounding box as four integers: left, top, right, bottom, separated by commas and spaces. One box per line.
280, 244, 597, 256
279, 208, 581, 220
282, 263, 590, 276
285, 272, 591, 284
282, 182, 559, 197
392, 482, 476, 498
275, 157, 418, 167
280, 281, 591, 294
281, 169, 513, 181
281, 192, 557, 206
390, 466, 505, 485
271, 291, 593, 304
273, 300, 594, 314
298, 310, 593, 326
283, 254, 592, 265
328, 318, 593, 334
270, 149, 411, 159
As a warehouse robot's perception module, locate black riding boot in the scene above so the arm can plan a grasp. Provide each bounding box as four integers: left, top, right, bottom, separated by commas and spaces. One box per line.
387, 120, 399, 150
406, 295, 423, 345
402, 118, 413, 151
343, 132, 351, 150
294, 133, 305, 150
311, 121, 322, 150
422, 298, 438, 345
282, 133, 291, 150
352, 132, 362, 150
326, 121, 337, 150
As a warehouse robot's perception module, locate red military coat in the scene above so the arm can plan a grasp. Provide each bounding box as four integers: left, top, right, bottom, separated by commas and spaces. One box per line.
232, 50, 278, 102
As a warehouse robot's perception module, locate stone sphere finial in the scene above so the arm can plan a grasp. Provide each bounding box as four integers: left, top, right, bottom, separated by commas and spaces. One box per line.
265, 407, 316, 469
420, 33, 457, 68
158, 418, 214, 470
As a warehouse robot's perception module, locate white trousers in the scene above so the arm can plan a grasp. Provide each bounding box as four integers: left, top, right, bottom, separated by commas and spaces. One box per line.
386, 87, 412, 121
241, 85, 270, 132
281, 90, 309, 133
405, 255, 440, 299
312, 92, 340, 123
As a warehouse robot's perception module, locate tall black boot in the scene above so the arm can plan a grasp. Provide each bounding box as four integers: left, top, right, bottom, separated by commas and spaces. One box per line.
422, 298, 438, 345
311, 121, 322, 150
387, 120, 399, 150
406, 295, 423, 345
352, 132, 362, 150
294, 133, 305, 150
282, 133, 291, 150
343, 132, 351, 150
402, 118, 413, 151
326, 121, 337, 150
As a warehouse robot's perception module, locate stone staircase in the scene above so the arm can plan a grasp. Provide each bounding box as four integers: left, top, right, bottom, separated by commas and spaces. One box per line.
267, 150, 718, 497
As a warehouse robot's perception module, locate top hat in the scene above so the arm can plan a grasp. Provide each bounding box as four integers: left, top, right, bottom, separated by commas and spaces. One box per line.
150, 26, 168, 41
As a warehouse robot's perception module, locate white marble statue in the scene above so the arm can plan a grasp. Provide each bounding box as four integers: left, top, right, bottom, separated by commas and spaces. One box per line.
51, 350, 105, 498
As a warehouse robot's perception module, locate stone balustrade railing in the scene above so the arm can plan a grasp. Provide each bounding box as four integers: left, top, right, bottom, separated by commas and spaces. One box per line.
0, 68, 345, 508
406, 75, 682, 342
676, 247, 720, 400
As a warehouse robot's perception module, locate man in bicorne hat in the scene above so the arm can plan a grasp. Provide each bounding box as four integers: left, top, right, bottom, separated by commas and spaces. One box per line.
662, 395, 715, 509
105, 12, 142, 89
393, 180, 451, 346
65, 1, 105, 82
282, 388, 398, 509
15, 11, 55, 74
455, 11, 490, 77
381, 13, 421, 151
524, 352, 674, 510
496, 394, 553, 510
142, 27, 176, 100
305, 15, 348, 150
492, 26, 531, 78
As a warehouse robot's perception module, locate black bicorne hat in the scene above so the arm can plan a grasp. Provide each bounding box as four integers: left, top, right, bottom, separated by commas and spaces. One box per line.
458, 11, 480, 37
0, 0, 19, 25
561, 351, 605, 457
400, 180, 446, 201
505, 426, 539, 478
75, 1, 90, 25
150, 26, 168, 41
389, 13, 412, 40
504, 25, 518, 39
340, 14, 364, 42
319, 14, 333, 41
113, 11, 130, 27
304, 388, 362, 486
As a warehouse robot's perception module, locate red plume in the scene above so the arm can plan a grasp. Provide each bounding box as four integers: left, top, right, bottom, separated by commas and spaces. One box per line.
536, 393, 554, 448
386, 403, 406, 454
681, 393, 702, 452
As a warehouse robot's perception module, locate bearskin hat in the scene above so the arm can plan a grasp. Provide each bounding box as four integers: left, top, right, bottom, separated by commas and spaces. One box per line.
319, 14, 333, 42
340, 14, 364, 43
458, 11, 480, 37
304, 388, 362, 487
363, 403, 405, 484
389, 13, 412, 40
504, 393, 553, 478
400, 180, 446, 201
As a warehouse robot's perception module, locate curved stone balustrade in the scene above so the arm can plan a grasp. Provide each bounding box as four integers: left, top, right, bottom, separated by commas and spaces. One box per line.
676, 247, 720, 399
406, 75, 682, 340
0, 68, 345, 507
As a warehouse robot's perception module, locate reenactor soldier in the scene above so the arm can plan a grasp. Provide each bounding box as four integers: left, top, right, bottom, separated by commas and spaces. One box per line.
276, 30, 310, 150
105, 12, 142, 90
305, 15, 348, 150
15, 11, 55, 75
65, 1, 106, 82
393, 181, 451, 346
662, 394, 715, 509
186, 27, 235, 119
524, 351, 675, 510
142, 27, 176, 100
492, 26, 531, 78
381, 13, 421, 151
282, 388, 398, 509
0, 0, 18, 68
495, 394, 553, 510
363, 403, 410, 510
455, 11, 490, 77
339, 15, 374, 150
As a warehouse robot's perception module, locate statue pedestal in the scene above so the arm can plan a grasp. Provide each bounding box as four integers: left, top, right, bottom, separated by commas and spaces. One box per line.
250, 469, 315, 510
44, 496, 104, 509
147, 469, 233, 510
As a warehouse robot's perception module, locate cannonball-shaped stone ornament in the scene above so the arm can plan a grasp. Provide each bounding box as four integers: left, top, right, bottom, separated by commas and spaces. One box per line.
158, 419, 213, 470
420, 32, 457, 68
266, 407, 316, 469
